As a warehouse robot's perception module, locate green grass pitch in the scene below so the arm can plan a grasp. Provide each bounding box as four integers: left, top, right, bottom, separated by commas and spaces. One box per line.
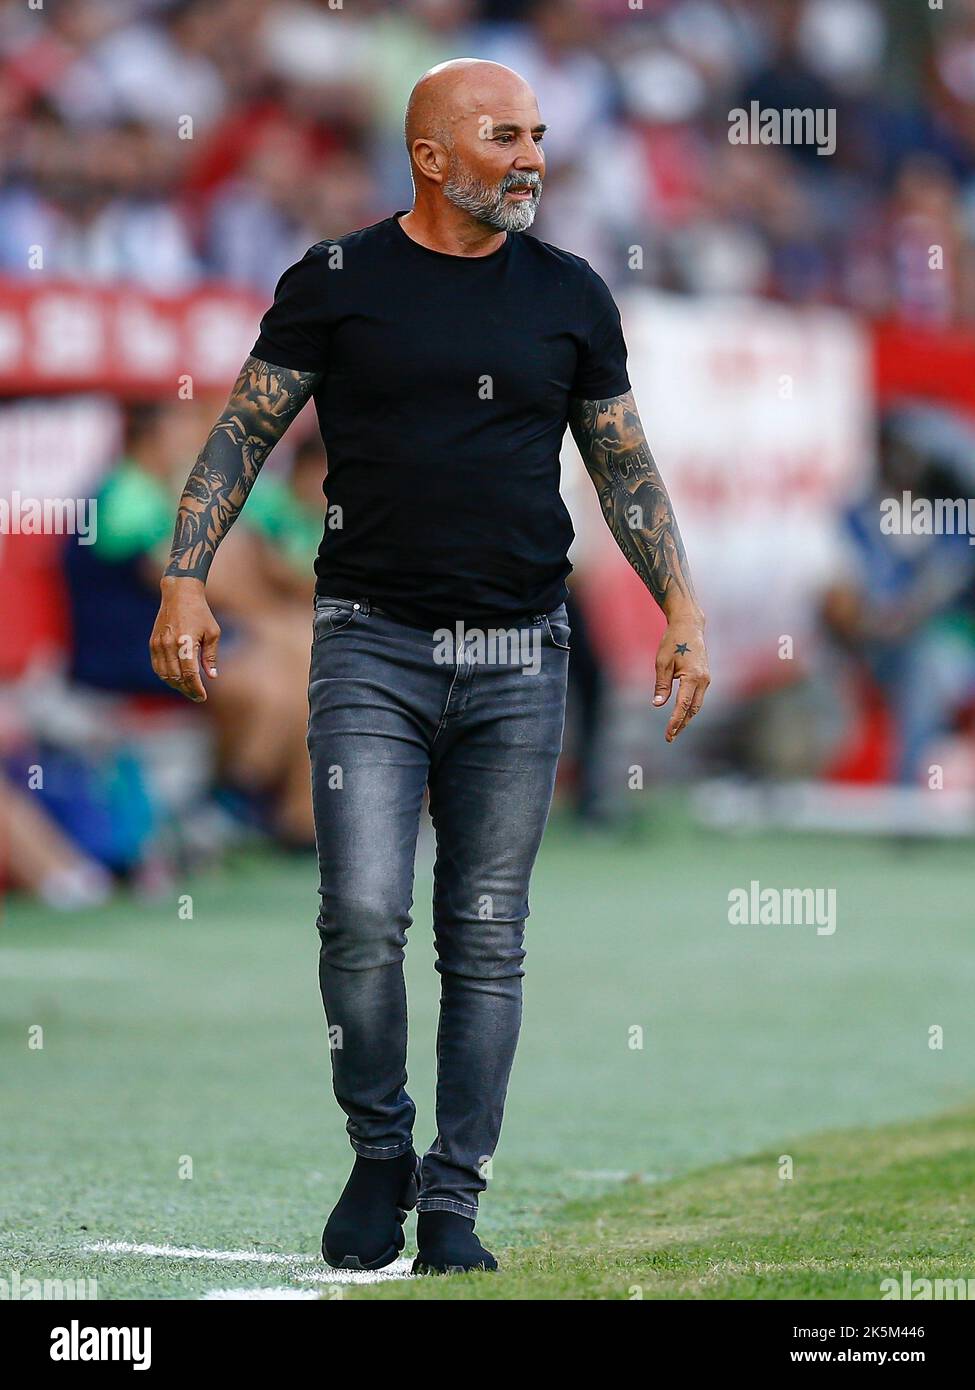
1, 809, 972, 1299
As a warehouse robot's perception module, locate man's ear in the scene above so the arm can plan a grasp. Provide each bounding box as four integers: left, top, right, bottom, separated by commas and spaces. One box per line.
411, 139, 447, 185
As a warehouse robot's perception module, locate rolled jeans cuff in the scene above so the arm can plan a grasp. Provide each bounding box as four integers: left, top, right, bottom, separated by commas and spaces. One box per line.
350, 1137, 415, 1159
415, 1197, 478, 1220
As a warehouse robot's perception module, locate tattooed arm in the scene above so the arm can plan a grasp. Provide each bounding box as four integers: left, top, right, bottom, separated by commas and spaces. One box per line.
568, 389, 710, 741
150, 357, 321, 702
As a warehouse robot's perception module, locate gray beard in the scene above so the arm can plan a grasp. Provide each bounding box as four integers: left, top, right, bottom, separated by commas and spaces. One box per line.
442, 167, 541, 233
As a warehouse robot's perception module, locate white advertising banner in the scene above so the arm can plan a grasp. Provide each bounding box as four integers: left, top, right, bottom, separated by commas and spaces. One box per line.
562, 291, 875, 700
0, 394, 121, 563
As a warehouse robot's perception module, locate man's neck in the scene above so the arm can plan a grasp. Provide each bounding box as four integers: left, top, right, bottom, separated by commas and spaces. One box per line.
398, 206, 506, 258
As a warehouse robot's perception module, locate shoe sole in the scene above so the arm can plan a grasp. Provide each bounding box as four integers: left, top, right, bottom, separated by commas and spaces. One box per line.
321, 1159, 420, 1272
411, 1257, 499, 1276
322, 1239, 403, 1272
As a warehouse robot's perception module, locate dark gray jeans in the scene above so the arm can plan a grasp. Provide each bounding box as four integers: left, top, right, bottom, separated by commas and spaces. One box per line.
307, 594, 569, 1218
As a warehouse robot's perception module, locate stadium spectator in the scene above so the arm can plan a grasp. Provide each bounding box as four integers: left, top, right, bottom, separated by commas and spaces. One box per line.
0, 0, 973, 311
3, 0, 975, 874
823, 412, 975, 784
61, 400, 318, 847
0, 767, 114, 910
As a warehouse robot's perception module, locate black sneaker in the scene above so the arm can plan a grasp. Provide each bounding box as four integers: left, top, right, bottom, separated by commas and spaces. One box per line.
321, 1150, 420, 1271
412, 1210, 499, 1275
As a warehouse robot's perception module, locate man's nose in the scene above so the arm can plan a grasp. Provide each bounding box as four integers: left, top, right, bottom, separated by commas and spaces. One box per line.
514, 146, 544, 175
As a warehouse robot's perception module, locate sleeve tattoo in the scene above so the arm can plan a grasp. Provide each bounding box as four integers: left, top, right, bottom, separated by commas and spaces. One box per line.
568, 390, 696, 613
164, 356, 321, 581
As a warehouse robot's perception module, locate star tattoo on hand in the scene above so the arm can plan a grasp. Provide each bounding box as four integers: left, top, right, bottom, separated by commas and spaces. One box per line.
675, 642, 690, 654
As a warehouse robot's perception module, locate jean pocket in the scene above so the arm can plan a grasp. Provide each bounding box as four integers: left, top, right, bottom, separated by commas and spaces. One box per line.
543, 605, 571, 650
312, 597, 359, 640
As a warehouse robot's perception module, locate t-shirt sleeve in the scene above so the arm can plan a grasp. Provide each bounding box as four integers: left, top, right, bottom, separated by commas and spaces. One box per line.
251, 243, 331, 372
570, 266, 631, 400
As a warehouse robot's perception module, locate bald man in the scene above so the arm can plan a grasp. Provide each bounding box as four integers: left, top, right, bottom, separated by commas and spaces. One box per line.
150, 59, 709, 1275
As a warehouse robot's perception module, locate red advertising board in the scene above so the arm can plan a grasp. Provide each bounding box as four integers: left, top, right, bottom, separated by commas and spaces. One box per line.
0, 277, 264, 397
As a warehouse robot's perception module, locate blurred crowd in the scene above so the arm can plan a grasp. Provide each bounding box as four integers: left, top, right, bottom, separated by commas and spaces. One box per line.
1, 393, 330, 909
2, 0, 975, 322
3, 0, 975, 910
6, 391, 974, 912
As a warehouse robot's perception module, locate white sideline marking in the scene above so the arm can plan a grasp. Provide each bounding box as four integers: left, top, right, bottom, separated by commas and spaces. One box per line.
203, 1288, 321, 1300
296, 1259, 414, 1284
83, 1242, 414, 1286
84, 1241, 317, 1265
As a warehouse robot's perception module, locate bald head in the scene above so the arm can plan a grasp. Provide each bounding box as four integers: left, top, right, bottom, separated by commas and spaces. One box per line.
403, 59, 546, 233
405, 59, 534, 158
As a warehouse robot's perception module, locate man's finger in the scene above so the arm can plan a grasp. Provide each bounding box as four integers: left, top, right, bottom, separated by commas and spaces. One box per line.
688, 673, 710, 721
153, 629, 204, 702
201, 628, 220, 679
666, 676, 707, 741
157, 633, 185, 686
174, 631, 207, 700
653, 653, 674, 706
177, 639, 207, 703
149, 637, 167, 683
666, 678, 694, 740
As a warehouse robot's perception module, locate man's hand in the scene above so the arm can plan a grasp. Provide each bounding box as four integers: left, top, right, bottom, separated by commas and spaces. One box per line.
567, 388, 710, 741
653, 609, 710, 742
149, 576, 221, 703
149, 357, 319, 701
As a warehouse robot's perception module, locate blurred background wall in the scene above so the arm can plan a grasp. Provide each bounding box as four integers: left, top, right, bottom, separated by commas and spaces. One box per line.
2, 0, 975, 911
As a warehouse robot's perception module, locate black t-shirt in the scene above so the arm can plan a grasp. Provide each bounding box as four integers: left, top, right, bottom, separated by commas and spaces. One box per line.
252, 211, 630, 628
